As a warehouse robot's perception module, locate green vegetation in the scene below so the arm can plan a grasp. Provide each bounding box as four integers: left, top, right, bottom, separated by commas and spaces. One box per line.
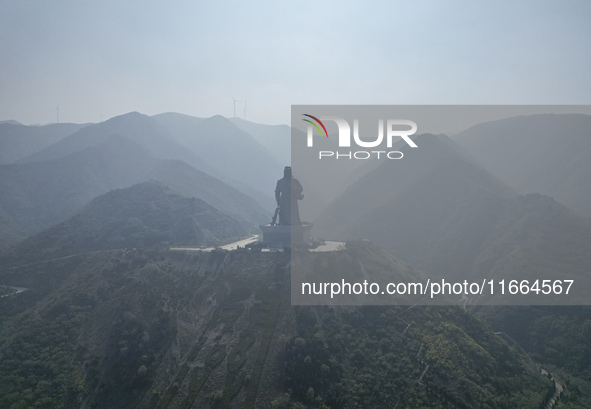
1, 181, 247, 265
0, 292, 88, 408
476, 306, 591, 407
1, 240, 588, 408
0, 248, 211, 409
279, 306, 552, 409
152, 256, 285, 409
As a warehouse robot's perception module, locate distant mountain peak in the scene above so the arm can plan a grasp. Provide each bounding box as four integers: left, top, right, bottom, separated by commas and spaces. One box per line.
0, 119, 22, 125
201, 114, 241, 130
110, 111, 147, 119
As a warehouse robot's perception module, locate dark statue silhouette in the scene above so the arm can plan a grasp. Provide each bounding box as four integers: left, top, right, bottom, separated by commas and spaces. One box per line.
260, 166, 311, 246
274, 166, 303, 225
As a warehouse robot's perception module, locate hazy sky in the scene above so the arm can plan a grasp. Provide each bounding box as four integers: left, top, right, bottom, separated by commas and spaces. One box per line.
1, 0, 590, 125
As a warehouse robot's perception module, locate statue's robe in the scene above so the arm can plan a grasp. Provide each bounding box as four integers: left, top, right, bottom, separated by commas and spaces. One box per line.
275, 176, 303, 225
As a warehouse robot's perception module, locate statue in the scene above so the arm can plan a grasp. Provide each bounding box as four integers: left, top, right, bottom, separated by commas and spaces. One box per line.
260, 166, 311, 247
274, 166, 303, 225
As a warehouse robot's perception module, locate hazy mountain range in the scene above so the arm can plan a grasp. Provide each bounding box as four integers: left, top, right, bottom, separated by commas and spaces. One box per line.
153, 112, 284, 208
0, 111, 590, 408
0, 121, 88, 164
0, 112, 291, 251
0, 181, 247, 266
314, 132, 591, 298
454, 113, 591, 219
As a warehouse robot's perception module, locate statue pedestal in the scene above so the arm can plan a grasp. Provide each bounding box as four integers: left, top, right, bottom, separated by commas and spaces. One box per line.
259, 222, 313, 248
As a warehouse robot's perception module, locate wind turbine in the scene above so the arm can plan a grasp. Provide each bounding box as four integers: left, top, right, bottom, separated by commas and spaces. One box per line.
231, 96, 239, 118
243, 100, 247, 120
56, 103, 60, 124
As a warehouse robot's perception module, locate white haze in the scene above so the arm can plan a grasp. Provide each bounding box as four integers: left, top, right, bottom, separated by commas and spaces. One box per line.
1, 0, 590, 126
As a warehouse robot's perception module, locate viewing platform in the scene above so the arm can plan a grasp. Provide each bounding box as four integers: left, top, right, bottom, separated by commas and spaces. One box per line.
259, 222, 313, 248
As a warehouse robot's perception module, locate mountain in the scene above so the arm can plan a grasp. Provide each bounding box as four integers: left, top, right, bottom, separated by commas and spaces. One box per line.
142, 159, 269, 231
476, 305, 591, 407
282, 301, 552, 409
0, 242, 558, 409
20, 112, 209, 171
2, 112, 590, 409
315, 134, 516, 275
454, 113, 591, 218
477, 306, 591, 375
0, 181, 246, 264
230, 117, 291, 165
0, 134, 268, 250
0, 122, 88, 164
154, 113, 283, 209
149, 112, 205, 139
15, 112, 283, 212
314, 134, 591, 300
0, 206, 24, 250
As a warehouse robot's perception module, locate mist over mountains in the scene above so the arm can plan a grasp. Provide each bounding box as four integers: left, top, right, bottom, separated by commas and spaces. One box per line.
1, 111, 590, 408
0, 112, 289, 250
314, 132, 591, 290
153, 113, 283, 208
22, 112, 201, 166
455, 113, 591, 218
0, 181, 246, 265
0, 122, 88, 164
230, 116, 291, 165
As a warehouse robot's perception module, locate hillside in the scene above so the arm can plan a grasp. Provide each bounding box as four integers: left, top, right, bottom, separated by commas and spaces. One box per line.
0, 122, 87, 164
475, 305, 591, 408
1, 112, 589, 409
0, 242, 558, 409
312, 134, 591, 304
0, 181, 246, 264
0, 207, 24, 250
0, 134, 268, 250
8, 112, 285, 213
230, 117, 291, 165
20, 112, 205, 169
315, 134, 516, 275
154, 113, 282, 208
454, 113, 591, 218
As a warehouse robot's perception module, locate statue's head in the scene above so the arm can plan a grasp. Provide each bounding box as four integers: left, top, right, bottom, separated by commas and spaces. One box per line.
284, 166, 292, 178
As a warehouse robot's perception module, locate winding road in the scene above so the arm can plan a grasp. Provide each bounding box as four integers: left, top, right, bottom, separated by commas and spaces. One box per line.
0, 286, 28, 298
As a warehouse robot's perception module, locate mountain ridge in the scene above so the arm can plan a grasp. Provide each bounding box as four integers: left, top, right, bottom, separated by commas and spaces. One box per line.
315, 133, 591, 297
0, 181, 247, 265
0, 122, 88, 164
0, 134, 268, 250
455, 113, 591, 218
